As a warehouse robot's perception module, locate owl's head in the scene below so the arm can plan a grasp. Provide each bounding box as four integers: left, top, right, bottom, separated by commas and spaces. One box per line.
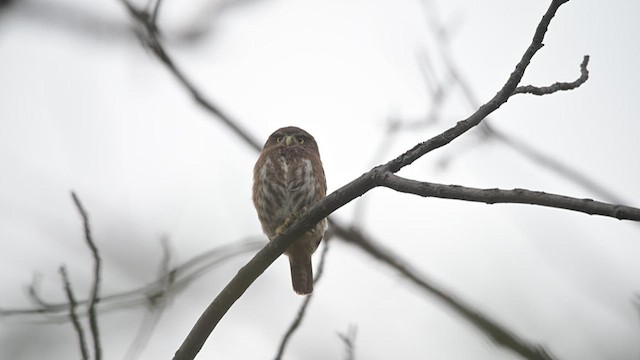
263, 126, 319, 152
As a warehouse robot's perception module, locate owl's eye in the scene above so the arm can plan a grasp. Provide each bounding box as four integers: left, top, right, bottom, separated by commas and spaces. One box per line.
276, 137, 283, 143
297, 137, 305, 145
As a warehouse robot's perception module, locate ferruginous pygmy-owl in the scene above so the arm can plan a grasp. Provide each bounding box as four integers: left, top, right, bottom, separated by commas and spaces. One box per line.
252, 126, 327, 295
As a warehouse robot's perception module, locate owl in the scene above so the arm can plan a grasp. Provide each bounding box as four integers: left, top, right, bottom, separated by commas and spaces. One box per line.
252, 126, 327, 295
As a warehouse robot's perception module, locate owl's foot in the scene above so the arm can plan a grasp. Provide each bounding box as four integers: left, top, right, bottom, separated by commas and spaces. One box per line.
275, 213, 301, 236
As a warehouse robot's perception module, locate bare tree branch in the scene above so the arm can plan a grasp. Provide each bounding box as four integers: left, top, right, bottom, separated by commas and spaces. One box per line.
331, 221, 555, 360
149, 0, 163, 26
416, 1, 626, 208
484, 127, 628, 205
171, 2, 578, 358
380, 173, 640, 220
71, 191, 102, 360
383, 0, 571, 173
513, 55, 589, 95
274, 235, 332, 360
117, 0, 262, 151
336, 325, 357, 360
27, 274, 55, 310
59, 265, 90, 360
1, 239, 263, 318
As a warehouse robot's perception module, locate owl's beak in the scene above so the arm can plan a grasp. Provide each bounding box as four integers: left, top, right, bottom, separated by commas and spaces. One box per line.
285, 135, 294, 146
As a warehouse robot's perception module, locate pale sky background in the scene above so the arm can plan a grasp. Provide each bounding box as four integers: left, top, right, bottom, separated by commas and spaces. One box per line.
1, 0, 640, 359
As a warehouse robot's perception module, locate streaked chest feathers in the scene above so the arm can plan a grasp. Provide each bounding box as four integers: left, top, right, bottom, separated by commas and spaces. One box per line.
256, 153, 317, 236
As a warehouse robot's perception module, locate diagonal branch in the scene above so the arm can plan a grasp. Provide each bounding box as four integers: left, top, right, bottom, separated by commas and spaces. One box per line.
380, 173, 640, 221
117, 0, 261, 151
59, 265, 90, 360
171, 2, 577, 359
71, 192, 102, 360
331, 222, 556, 360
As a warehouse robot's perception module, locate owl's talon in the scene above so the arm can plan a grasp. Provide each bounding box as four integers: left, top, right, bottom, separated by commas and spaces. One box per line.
275, 212, 305, 236
276, 216, 294, 236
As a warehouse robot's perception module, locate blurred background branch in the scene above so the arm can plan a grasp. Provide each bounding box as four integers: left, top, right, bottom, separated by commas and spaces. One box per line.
58, 265, 90, 360
336, 325, 357, 360
1, 239, 264, 320
71, 192, 103, 360
331, 219, 556, 360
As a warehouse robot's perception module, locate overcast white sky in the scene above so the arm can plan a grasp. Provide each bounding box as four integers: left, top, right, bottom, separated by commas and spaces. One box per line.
1, 0, 639, 359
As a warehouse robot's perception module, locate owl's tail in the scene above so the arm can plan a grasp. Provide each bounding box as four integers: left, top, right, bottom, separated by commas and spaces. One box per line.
289, 254, 313, 295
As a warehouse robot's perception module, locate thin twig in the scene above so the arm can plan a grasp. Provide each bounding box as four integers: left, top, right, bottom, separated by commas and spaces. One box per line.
513, 55, 590, 95
336, 325, 357, 360
273, 236, 332, 360
331, 222, 555, 360
150, 0, 163, 25
117, 0, 261, 151
71, 192, 102, 360
27, 274, 53, 309
59, 265, 90, 360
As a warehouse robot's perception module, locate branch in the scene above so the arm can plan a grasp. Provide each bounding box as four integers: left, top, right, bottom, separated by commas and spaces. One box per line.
416, 2, 620, 207
513, 55, 589, 95
485, 126, 627, 205
150, 0, 162, 26
273, 236, 332, 360
172, 2, 575, 358
1, 239, 263, 318
59, 266, 90, 360
331, 222, 555, 360
380, 173, 640, 221
117, 0, 262, 151
71, 192, 102, 360
124, 237, 173, 360
27, 274, 55, 310
336, 325, 357, 360
382, 0, 569, 173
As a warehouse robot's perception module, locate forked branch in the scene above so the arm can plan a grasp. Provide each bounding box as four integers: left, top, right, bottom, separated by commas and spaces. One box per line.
171, 1, 608, 359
